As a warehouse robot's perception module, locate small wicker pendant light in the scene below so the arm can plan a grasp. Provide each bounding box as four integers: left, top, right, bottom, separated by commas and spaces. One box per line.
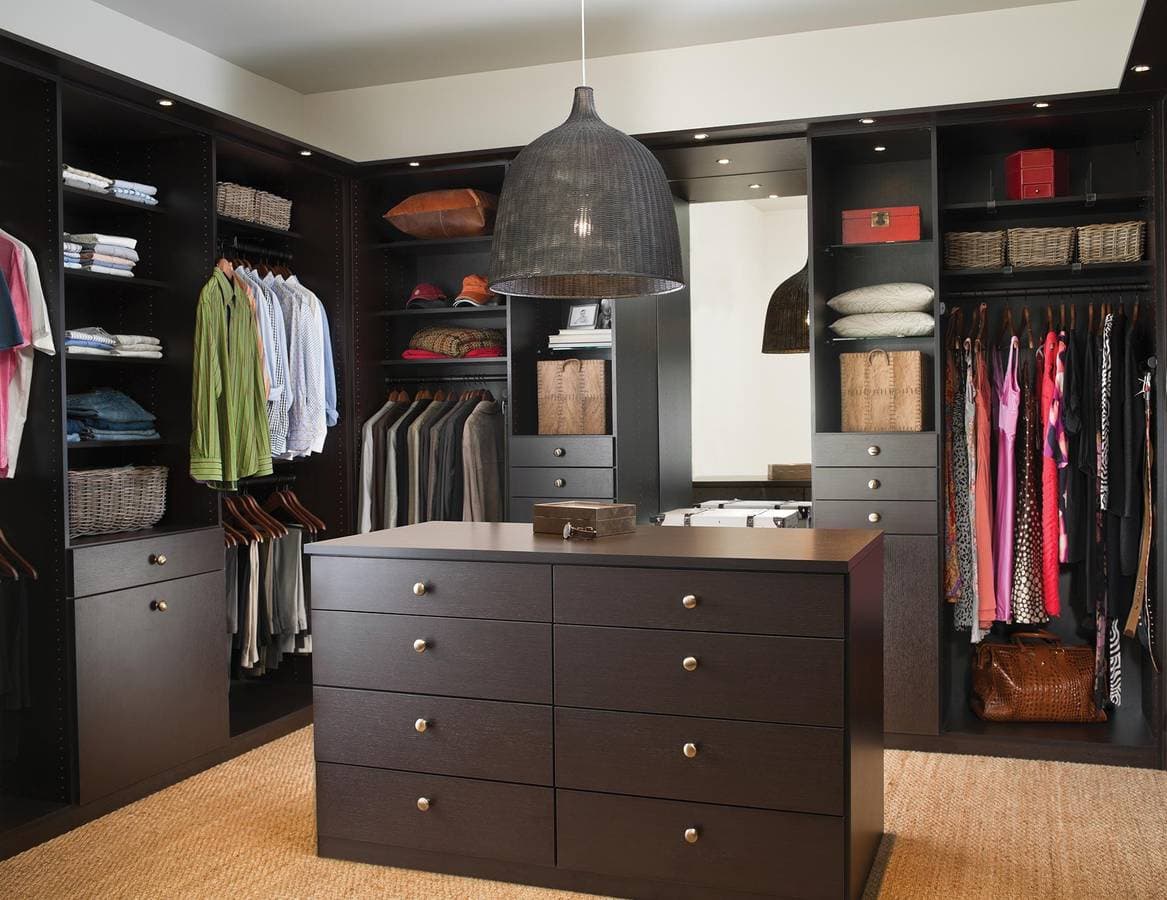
761, 263, 810, 353
488, 2, 684, 299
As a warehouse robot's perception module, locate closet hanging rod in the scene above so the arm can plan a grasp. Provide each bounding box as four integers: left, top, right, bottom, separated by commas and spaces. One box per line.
234, 472, 297, 490
217, 236, 294, 262
945, 281, 1150, 300
385, 374, 509, 384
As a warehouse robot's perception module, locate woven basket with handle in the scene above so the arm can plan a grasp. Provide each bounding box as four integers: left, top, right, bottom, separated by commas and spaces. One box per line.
537, 359, 607, 435
944, 231, 1006, 269
1007, 226, 1075, 267
1077, 221, 1144, 264
68, 465, 168, 538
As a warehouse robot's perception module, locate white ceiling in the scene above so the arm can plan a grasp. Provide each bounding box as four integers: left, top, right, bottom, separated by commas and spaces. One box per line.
95, 0, 1067, 94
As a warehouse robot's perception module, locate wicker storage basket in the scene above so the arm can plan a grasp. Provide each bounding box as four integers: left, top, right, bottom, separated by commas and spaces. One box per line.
1077, 221, 1145, 264
1007, 226, 1075, 267
68, 465, 168, 538
216, 182, 256, 221
537, 359, 608, 435
255, 190, 293, 231
944, 231, 1006, 269
840, 349, 928, 432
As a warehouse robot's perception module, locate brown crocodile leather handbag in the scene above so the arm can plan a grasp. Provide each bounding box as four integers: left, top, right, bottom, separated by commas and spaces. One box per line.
971, 631, 1107, 723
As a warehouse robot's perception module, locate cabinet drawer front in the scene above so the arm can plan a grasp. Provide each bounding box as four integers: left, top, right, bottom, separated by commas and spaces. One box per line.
72, 526, 223, 597
556, 790, 843, 898
814, 466, 937, 501
554, 566, 843, 638
510, 435, 614, 468
509, 497, 614, 524
311, 556, 550, 621
74, 571, 229, 802
314, 612, 552, 703
317, 763, 554, 866
554, 625, 842, 727
509, 467, 614, 498
555, 708, 843, 815
814, 432, 937, 468
814, 499, 937, 535
314, 687, 552, 785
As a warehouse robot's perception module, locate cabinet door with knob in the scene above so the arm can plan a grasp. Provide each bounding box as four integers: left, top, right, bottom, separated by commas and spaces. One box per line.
74, 571, 229, 802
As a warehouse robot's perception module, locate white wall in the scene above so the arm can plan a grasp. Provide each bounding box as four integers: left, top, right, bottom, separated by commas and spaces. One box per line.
690, 198, 810, 480
302, 0, 1142, 161
0, 1, 1143, 162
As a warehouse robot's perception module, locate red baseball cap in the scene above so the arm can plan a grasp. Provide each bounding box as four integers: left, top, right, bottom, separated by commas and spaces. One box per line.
406, 283, 449, 308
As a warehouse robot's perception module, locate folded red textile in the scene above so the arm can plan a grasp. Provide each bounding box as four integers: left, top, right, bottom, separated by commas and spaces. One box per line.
401, 348, 449, 359
464, 347, 503, 358
401, 347, 503, 360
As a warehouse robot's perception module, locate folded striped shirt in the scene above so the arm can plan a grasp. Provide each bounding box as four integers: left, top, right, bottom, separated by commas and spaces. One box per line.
63, 176, 109, 194
66, 327, 118, 346
65, 345, 115, 356
111, 187, 159, 206
80, 253, 134, 269
65, 233, 137, 250
63, 164, 113, 186
111, 179, 157, 196
77, 244, 139, 262
62, 241, 83, 253
79, 264, 134, 278
113, 333, 161, 346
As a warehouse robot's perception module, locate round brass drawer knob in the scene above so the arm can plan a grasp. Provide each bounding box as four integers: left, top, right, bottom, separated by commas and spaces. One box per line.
553, 447, 566, 457
413, 639, 429, 653
682, 656, 698, 672
414, 718, 429, 733
416, 797, 431, 812
868, 479, 881, 490
682, 742, 698, 758
150, 553, 167, 566
413, 582, 428, 597
554, 478, 566, 488
681, 594, 698, 610
684, 827, 699, 844
867, 445, 881, 457
151, 599, 168, 612
868, 512, 882, 524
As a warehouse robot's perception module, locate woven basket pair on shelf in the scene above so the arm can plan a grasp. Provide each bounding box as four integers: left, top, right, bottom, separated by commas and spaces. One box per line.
945, 221, 1144, 269
215, 181, 294, 231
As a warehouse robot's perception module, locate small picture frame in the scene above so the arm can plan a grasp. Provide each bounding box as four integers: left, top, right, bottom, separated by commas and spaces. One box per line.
565, 301, 600, 329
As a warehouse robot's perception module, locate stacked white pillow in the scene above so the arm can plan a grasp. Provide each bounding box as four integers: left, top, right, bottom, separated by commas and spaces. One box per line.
828, 283, 935, 338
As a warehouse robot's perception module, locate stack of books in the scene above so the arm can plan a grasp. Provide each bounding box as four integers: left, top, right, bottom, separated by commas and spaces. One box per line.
548, 328, 612, 350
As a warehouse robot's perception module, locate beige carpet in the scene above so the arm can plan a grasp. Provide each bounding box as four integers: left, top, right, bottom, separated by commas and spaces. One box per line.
1, 727, 1165, 899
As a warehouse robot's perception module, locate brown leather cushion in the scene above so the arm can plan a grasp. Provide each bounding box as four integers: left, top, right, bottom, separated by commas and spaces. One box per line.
384, 189, 497, 239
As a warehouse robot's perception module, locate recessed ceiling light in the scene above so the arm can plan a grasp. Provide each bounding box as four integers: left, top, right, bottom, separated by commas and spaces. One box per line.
749, 183, 761, 190
157, 98, 174, 107
1033, 101, 1050, 109
299, 150, 313, 157
409, 161, 421, 167
693, 133, 709, 140
717, 158, 731, 165
874, 145, 887, 152
768, 194, 779, 199
1132, 64, 1151, 73
859, 118, 876, 125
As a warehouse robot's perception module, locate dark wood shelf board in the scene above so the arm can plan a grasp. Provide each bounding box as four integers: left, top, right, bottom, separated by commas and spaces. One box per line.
825, 335, 935, 345
375, 305, 507, 318
824, 239, 934, 251
65, 353, 165, 365
370, 234, 494, 253
68, 438, 167, 449
941, 191, 1151, 215
380, 357, 508, 367
64, 270, 167, 289
62, 184, 167, 214
216, 214, 300, 240
942, 260, 1151, 280
68, 522, 221, 550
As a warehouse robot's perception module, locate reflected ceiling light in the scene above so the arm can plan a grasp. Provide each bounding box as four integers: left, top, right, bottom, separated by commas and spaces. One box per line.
717, 158, 731, 165
156, 98, 174, 107
859, 118, 876, 125
408, 161, 421, 167
768, 194, 779, 199
1131, 64, 1151, 73
874, 145, 887, 152
749, 183, 761, 189
693, 133, 709, 140
299, 150, 313, 157
1033, 101, 1050, 108
488, 0, 684, 298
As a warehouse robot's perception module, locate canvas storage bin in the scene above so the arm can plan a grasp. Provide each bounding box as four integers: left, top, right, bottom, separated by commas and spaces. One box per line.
840, 349, 928, 432
537, 358, 607, 435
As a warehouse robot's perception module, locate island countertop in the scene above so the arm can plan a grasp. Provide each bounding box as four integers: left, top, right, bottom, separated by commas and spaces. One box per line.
304, 521, 883, 574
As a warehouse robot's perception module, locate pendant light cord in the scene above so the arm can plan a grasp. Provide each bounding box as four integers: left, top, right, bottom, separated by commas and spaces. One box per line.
580, 0, 587, 86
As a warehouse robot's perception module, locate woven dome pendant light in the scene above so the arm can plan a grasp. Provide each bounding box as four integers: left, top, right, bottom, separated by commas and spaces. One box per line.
761, 262, 809, 353
488, 0, 685, 299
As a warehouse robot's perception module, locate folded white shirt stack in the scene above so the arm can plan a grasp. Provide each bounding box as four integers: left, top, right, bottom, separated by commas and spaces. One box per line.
62, 164, 112, 193
64, 327, 163, 359
64, 233, 139, 278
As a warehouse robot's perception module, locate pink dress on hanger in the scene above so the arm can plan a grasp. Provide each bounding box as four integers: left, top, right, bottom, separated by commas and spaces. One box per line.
1039, 330, 1062, 616
993, 337, 1020, 621
973, 340, 997, 630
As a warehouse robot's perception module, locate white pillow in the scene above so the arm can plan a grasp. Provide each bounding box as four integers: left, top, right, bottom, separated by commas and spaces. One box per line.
829, 312, 935, 338
827, 283, 934, 315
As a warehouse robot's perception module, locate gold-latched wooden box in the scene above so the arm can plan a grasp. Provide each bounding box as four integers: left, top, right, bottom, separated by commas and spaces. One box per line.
532, 501, 637, 537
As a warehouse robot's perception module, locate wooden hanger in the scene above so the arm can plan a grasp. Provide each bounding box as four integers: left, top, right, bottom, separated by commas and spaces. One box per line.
433, 388, 448, 402
223, 522, 248, 547
223, 496, 264, 543
416, 388, 433, 401
997, 307, 1015, 346
1020, 307, 1035, 350
239, 493, 289, 539
0, 528, 37, 579
946, 306, 964, 351
281, 488, 326, 532
263, 489, 316, 533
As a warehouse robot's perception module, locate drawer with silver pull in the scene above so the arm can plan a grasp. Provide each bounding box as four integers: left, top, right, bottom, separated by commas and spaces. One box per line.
813, 466, 938, 501
71, 526, 223, 598
509, 466, 614, 498
556, 789, 844, 897
510, 435, 614, 468
314, 687, 553, 785
554, 708, 843, 815
813, 432, 937, 468
317, 763, 555, 865
554, 625, 843, 727
310, 556, 551, 621
813, 499, 937, 535
554, 566, 843, 638
314, 611, 552, 703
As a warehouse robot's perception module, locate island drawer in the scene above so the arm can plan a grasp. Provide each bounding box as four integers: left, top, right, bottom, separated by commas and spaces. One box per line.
553, 566, 843, 637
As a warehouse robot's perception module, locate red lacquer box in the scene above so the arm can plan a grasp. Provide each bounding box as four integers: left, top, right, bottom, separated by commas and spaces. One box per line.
841, 206, 922, 244
1005, 148, 1068, 199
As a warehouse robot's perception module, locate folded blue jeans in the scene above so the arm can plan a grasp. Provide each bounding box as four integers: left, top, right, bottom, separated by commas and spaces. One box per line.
66, 389, 155, 424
